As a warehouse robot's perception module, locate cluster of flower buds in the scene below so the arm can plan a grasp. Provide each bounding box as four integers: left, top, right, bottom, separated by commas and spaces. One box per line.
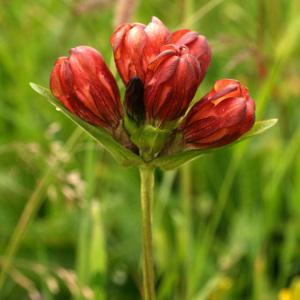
50, 17, 255, 162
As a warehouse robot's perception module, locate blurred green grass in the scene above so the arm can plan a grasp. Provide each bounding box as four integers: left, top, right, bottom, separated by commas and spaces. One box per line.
0, 0, 300, 299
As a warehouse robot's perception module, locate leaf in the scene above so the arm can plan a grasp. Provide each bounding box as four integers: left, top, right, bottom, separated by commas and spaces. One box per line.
152, 119, 278, 171
151, 150, 205, 171
238, 119, 278, 140
30, 83, 143, 167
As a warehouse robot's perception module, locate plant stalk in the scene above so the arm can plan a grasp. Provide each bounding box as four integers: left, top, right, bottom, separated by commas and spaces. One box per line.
180, 163, 193, 299
139, 167, 156, 300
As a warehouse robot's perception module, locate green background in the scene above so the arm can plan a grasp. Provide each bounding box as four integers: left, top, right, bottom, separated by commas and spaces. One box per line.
0, 0, 300, 299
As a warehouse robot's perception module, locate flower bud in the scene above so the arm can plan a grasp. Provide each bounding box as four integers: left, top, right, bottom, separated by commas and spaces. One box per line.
144, 44, 202, 127
180, 79, 255, 149
50, 46, 123, 131
171, 29, 211, 80
110, 17, 170, 84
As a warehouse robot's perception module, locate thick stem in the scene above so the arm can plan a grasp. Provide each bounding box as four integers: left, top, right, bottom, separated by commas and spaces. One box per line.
139, 167, 156, 300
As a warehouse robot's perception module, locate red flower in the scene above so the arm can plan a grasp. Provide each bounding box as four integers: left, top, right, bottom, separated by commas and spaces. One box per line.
50, 46, 123, 131
110, 17, 170, 84
144, 44, 201, 126
180, 79, 255, 149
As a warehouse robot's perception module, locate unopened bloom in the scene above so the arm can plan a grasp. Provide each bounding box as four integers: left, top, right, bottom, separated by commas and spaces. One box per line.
110, 16, 170, 84
50, 46, 123, 132
144, 44, 201, 126
180, 79, 255, 149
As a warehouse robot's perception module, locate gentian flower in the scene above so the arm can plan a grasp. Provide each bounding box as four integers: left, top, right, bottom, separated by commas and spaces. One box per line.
179, 79, 255, 149
110, 17, 170, 84
143, 44, 202, 126
49, 16, 257, 162
50, 46, 123, 133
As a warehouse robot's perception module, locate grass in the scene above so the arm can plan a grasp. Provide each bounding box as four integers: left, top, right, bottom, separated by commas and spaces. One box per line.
0, 0, 300, 299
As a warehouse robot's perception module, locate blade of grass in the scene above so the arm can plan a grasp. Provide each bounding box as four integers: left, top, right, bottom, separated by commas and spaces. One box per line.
76, 139, 107, 300
89, 201, 107, 300
177, 0, 225, 28
263, 126, 300, 230
76, 139, 96, 298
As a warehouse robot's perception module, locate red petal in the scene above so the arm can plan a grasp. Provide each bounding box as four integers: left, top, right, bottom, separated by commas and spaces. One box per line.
180, 79, 256, 149
183, 116, 219, 142
144, 45, 201, 125
110, 17, 170, 84
215, 97, 247, 127
171, 29, 211, 80
144, 17, 170, 63
50, 46, 123, 129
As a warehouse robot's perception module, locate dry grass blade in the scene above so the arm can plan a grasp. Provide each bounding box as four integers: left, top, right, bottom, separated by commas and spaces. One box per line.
74, 0, 113, 14
113, 0, 139, 26
0, 128, 83, 292
9, 268, 41, 300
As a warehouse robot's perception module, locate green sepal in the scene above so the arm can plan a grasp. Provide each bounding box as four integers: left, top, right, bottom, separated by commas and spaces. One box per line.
124, 115, 171, 161
30, 83, 143, 167
151, 119, 278, 171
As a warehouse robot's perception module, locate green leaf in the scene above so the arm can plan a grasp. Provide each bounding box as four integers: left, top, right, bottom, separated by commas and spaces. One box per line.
238, 119, 278, 140
151, 150, 205, 171
152, 119, 278, 171
30, 83, 143, 167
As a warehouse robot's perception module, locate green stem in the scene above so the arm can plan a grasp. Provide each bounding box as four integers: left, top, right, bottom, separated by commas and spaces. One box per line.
139, 167, 156, 300
180, 164, 193, 299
